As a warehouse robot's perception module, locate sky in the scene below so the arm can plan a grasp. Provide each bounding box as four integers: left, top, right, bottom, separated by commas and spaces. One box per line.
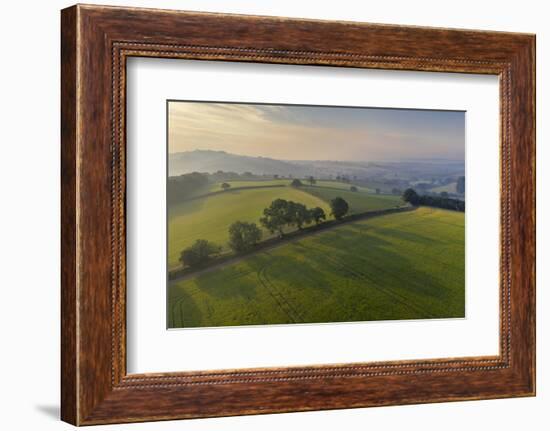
168, 101, 465, 161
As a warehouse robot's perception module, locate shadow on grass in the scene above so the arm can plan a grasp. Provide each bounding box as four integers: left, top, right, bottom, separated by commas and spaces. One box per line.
169, 212, 465, 327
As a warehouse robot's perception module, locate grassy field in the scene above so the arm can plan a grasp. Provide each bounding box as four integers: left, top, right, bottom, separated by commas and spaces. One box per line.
172, 178, 372, 202
168, 185, 331, 269
168, 207, 465, 328
168, 180, 403, 269
301, 185, 403, 214
171, 179, 291, 201
313, 180, 373, 193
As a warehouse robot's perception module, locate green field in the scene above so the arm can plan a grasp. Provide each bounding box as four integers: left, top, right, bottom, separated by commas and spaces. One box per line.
168, 185, 331, 269
172, 179, 291, 201
176, 178, 373, 202
168, 180, 403, 269
302, 185, 402, 214
313, 180, 373, 193
168, 207, 465, 328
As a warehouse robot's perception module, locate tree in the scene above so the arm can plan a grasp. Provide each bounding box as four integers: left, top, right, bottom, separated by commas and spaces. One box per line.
179, 239, 221, 268
402, 188, 420, 205
221, 182, 231, 191
167, 172, 209, 204
260, 199, 291, 237
273, 174, 279, 179
310, 207, 326, 225
287, 201, 311, 229
375, 188, 381, 194
440, 191, 449, 198
456, 176, 465, 194
308, 176, 316, 185
330, 197, 349, 220
290, 178, 303, 187
228, 221, 262, 252
350, 186, 358, 192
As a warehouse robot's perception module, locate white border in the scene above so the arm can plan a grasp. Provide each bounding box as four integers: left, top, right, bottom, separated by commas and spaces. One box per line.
126, 58, 500, 373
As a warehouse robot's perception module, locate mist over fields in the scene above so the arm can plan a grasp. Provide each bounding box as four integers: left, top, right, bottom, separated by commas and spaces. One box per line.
169, 149, 465, 197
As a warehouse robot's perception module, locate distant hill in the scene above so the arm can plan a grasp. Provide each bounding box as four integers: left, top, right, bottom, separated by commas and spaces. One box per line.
168, 150, 464, 183
169, 150, 303, 177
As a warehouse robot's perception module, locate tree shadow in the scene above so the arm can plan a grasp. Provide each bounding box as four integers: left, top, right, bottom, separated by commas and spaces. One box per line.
169, 215, 465, 327
167, 283, 203, 328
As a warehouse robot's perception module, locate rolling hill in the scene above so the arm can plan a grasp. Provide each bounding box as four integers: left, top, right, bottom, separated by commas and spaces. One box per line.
168, 150, 465, 182
168, 207, 465, 328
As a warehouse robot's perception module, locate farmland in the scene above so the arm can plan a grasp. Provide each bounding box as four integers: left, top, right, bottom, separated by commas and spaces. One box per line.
168, 207, 465, 328
301, 185, 402, 214
168, 183, 330, 269
167, 180, 402, 270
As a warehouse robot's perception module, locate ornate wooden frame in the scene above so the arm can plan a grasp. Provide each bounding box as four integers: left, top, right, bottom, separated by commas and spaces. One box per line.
61, 4, 535, 425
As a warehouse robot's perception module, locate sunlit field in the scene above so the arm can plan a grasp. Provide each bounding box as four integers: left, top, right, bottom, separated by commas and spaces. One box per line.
169, 207, 465, 328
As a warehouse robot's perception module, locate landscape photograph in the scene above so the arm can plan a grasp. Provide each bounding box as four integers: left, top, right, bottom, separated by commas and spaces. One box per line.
167, 101, 466, 329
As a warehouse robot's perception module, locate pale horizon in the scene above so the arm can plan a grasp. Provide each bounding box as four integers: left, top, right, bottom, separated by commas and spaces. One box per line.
168, 101, 465, 162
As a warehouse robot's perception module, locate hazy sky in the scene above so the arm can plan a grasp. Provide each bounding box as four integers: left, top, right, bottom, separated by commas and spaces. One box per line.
168, 101, 464, 161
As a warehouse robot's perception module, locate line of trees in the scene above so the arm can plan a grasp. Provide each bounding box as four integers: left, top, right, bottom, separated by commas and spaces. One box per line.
402, 188, 465, 212
179, 221, 264, 268
179, 196, 350, 269
259, 199, 327, 237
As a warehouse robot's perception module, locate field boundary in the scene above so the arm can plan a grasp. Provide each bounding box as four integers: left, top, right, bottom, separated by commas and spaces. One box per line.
168, 205, 415, 282
172, 184, 287, 204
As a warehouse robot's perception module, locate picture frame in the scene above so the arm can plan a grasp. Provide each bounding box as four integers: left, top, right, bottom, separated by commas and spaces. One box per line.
61, 4, 535, 425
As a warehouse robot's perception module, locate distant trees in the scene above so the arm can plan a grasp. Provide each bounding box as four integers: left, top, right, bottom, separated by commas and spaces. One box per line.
419, 194, 465, 212
350, 186, 358, 192
209, 170, 241, 182
290, 179, 303, 187
402, 188, 421, 205
307, 176, 316, 185
440, 191, 449, 198
456, 176, 465, 194
375, 188, 381, 195
402, 187, 464, 212
310, 207, 326, 225
179, 239, 221, 268
167, 172, 209, 204
330, 197, 349, 220
228, 221, 262, 252
221, 182, 231, 191
335, 175, 350, 183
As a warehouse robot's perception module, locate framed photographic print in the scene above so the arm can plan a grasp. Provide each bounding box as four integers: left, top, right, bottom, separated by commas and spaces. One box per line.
61, 4, 535, 425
